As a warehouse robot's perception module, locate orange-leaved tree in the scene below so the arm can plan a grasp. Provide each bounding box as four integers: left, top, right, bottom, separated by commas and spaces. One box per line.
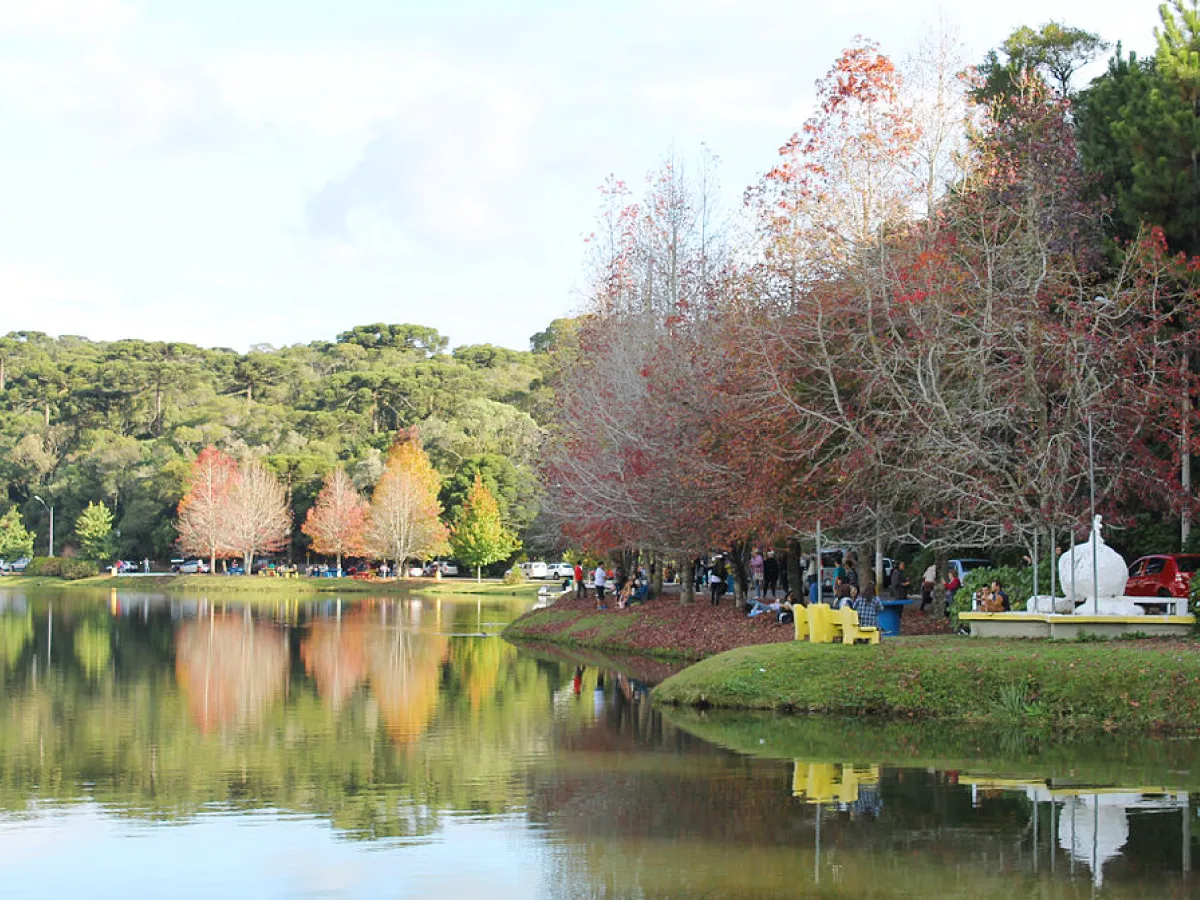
302, 467, 368, 574
366, 430, 448, 575
176, 445, 239, 574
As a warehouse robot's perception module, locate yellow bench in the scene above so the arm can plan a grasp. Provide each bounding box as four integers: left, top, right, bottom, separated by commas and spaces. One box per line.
806, 603, 839, 644
835, 605, 881, 644
794, 607, 809, 641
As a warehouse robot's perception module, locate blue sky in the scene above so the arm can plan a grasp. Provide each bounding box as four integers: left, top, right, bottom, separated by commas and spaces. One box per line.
0, 0, 1159, 352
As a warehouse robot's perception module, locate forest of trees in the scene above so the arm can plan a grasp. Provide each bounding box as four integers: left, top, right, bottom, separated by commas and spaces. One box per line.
545, 6, 1200, 597
0, 321, 574, 563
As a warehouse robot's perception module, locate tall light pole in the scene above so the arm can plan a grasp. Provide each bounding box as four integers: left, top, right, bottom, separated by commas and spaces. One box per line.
33, 495, 53, 557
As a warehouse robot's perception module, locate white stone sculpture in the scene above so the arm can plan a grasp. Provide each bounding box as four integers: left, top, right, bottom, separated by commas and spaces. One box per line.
1057, 515, 1128, 603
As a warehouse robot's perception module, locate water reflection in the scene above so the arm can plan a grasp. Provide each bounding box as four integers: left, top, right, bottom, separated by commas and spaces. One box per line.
0, 587, 1198, 898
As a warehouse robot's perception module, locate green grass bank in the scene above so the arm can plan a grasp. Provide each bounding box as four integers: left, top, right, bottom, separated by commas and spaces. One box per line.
0, 574, 542, 598
653, 637, 1200, 731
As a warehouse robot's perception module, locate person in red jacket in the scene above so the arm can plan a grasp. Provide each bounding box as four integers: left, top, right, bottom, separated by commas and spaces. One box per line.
573, 563, 584, 598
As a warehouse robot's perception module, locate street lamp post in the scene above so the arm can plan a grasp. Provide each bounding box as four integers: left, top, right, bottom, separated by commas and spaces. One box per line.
32, 495, 54, 557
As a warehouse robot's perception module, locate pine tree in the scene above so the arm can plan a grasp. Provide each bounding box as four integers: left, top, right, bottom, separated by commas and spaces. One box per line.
450, 474, 519, 582
75, 501, 116, 562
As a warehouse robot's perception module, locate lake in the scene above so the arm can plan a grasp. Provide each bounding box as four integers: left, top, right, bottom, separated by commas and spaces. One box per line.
0, 584, 1196, 898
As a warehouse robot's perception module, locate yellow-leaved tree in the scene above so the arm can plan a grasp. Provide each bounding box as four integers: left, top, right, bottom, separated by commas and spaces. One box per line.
366, 430, 448, 575
450, 474, 519, 582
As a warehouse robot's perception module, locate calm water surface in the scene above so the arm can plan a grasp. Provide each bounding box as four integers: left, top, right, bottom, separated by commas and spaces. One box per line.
0, 585, 1198, 898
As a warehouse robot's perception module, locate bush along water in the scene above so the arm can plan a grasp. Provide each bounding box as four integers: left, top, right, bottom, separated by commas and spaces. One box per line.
23, 557, 99, 580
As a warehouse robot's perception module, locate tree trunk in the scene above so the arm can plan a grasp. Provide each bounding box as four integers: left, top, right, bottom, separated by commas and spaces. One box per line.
680, 558, 694, 604
933, 549, 949, 617
786, 538, 802, 600
210, 550, 216, 576
730, 541, 748, 605
245, 550, 253, 574
336, 551, 342, 576
651, 552, 663, 599
476, 564, 482, 584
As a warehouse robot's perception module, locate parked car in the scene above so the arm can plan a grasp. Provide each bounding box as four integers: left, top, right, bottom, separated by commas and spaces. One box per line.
546, 562, 574, 579
10, 557, 29, 573
175, 559, 209, 574
409, 565, 427, 577
1125, 554, 1200, 599
519, 561, 549, 579
425, 560, 459, 576
948, 558, 994, 581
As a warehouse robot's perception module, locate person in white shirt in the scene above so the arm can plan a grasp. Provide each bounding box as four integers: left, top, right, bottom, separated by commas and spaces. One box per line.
593, 564, 608, 608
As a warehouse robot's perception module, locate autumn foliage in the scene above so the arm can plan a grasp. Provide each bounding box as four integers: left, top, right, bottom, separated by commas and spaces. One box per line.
302, 468, 368, 572
366, 430, 449, 572
545, 38, 1200, 572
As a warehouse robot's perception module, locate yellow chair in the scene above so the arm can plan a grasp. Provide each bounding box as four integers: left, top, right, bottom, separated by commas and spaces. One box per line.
807, 603, 838, 644
794, 607, 809, 641
835, 606, 881, 645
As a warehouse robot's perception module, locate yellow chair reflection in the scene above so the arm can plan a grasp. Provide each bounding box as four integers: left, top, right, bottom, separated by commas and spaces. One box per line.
792, 762, 881, 804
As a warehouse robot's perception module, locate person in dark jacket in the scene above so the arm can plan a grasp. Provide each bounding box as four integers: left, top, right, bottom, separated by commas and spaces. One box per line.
763, 551, 780, 598
889, 561, 909, 600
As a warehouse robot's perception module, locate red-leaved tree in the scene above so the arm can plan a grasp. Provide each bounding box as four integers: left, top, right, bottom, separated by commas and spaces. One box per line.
176, 445, 238, 573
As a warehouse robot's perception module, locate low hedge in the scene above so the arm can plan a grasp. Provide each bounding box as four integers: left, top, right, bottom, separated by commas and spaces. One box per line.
23, 557, 99, 580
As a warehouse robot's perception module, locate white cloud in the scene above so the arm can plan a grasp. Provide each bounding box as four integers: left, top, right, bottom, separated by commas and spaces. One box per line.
0, 0, 134, 40
0, 264, 115, 334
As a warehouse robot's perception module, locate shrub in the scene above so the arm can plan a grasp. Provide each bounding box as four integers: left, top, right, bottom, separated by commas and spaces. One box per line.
502, 566, 526, 585
949, 558, 1054, 622
24, 557, 99, 580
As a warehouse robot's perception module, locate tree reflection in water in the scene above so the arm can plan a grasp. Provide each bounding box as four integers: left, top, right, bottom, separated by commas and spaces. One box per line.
0, 591, 1196, 897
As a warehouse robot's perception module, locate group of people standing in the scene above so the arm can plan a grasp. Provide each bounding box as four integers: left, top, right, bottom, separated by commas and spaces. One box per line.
696, 550, 787, 606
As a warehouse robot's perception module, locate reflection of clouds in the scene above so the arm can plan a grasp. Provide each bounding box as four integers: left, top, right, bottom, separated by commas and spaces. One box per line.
175, 613, 287, 733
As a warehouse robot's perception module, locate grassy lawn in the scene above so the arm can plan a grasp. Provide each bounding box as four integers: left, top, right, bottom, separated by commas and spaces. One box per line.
653, 636, 1200, 730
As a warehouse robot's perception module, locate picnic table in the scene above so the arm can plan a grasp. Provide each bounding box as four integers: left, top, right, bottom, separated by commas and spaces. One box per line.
878, 598, 915, 637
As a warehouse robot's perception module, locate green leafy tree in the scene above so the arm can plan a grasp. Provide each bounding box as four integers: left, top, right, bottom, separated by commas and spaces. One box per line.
0, 507, 34, 560
975, 21, 1107, 103
449, 474, 519, 582
1078, 3, 1200, 254
75, 501, 116, 562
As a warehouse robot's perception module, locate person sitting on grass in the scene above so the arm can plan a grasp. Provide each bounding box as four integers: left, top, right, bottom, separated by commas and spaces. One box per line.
747, 594, 785, 618
616, 576, 635, 609
776, 591, 797, 624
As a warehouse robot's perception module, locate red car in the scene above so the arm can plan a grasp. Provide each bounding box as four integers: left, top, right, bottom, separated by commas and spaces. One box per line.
1125, 554, 1200, 598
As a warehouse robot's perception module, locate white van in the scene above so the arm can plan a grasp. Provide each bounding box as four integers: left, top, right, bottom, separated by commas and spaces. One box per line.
519, 561, 549, 580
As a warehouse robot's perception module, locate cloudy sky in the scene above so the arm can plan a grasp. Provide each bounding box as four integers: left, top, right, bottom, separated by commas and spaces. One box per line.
0, 0, 1159, 352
